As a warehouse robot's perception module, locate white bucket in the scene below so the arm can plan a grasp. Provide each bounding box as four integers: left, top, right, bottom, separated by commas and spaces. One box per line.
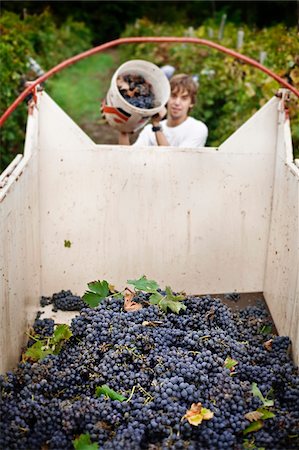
103, 60, 171, 133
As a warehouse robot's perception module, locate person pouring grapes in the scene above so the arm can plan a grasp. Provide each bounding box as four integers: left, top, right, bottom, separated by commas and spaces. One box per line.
118, 73, 208, 147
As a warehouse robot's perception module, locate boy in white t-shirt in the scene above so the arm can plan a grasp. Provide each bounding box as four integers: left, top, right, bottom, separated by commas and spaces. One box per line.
118, 74, 208, 147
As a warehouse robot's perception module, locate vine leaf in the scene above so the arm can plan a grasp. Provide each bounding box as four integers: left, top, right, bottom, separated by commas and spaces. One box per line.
252, 383, 274, 407
224, 356, 238, 373
256, 408, 275, 420
159, 295, 186, 314
82, 280, 110, 307
182, 403, 214, 426
149, 292, 163, 304
243, 420, 264, 435
52, 324, 73, 344
127, 275, 159, 292
95, 384, 127, 402
24, 341, 52, 362
158, 286, 186, 313
23, 324, 72, 362
73, 433, 99, 450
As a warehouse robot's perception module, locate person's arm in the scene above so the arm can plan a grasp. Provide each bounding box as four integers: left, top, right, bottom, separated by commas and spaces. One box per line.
118, 131, 130, 145
151, 107, 169, 146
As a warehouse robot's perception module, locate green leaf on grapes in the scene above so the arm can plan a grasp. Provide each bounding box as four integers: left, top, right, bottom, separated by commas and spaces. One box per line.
52, 324, 72, 344
127, 275, 159, 292
252, 383, 274, 407
224, 356, 238, 371
23, 324, 72, 361
148, 286, 186, 314
96, 384, 127, 402
259, 324, 272, 335
243, 420, 264, 435
73, 433, 99, 450
165, 286, 185, 302
24, 341, 52, 362
159, 296, 187, 314
242, 438, 265, 450
83, 280, 110, 307
149, 292, 163, 304
257, 408, 275, 420
183, 402, 214, 426
52, 324, 73, 354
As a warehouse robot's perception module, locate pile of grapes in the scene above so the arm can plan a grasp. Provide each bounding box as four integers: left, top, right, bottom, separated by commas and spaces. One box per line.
117, 74, 155, 109
40, 289, 85, 311
1, 291, 298, 450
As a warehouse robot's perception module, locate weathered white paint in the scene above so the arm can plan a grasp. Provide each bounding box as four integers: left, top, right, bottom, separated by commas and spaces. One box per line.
38, 93, 276, 297
264, 100, 299, 363
0, 90, 298, 372
0, 108, 40, 373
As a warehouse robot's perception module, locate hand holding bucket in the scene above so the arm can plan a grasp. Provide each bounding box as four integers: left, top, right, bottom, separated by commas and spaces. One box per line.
102, 60, 171, 133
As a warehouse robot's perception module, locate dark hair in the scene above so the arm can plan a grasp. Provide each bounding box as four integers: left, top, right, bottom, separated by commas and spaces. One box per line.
170, 74, 198, 104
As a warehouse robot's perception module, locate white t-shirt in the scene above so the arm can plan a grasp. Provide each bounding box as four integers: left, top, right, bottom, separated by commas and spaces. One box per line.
133, 116, 208, 148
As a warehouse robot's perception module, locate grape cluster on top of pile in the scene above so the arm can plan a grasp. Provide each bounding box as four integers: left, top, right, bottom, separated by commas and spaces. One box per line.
40, 289, 85, 311
117, 74, 155, 109
0, 291, 298, 450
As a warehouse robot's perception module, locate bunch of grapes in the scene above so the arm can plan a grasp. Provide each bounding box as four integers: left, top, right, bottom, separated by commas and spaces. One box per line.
117, 74, 155, 109
40, 290, 85, 311
0, 293, 298, 449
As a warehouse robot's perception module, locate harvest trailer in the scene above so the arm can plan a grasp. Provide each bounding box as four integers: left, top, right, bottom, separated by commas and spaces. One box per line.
0, 87, 298, 373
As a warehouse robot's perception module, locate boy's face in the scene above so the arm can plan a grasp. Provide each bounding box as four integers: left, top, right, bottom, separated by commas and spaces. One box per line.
167, 88, 194, 121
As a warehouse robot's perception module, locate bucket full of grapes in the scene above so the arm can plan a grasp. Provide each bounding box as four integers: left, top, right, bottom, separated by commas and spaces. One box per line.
103, 59, 171, 133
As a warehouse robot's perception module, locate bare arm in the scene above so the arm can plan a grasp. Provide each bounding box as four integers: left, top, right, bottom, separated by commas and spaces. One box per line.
118, 131, 130, 145
153, 128, 169, 146
152, 106, 169, 146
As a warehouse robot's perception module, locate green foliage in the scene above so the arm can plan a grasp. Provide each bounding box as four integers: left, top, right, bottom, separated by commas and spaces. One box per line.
95, 384, 127, 402
251, 382, 274, 407
73, 433, 99, 450
24, 324, 72, 362
0, 10, 92, 172
47, 53, 115, 124
82, 280, 110, 308
127, 275, 160, 292
128, 275, 186, 314
243, 383, 275, 437
120, 19, 299, 157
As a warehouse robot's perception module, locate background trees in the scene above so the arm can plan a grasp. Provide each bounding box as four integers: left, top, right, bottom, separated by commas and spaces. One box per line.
1, 1, 298, 171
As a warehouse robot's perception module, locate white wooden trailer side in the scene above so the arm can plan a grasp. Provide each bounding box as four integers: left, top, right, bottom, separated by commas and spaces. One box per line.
0, 91, 298, 373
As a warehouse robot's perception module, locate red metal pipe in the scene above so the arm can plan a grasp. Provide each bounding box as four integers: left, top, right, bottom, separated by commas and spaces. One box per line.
1, 36, 298, 127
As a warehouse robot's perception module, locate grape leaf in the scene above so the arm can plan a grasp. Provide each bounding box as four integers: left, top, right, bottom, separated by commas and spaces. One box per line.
149, 292, 163, 304
82, 292, 102, 308
257, 408, 275, 420
95, 384, 127, 402
24, 341, 52, 362
165, 286, 185, 302
252, 383, 274, 407
83, 280, 110, 307
224, 356, 238, 371
259, 324, 272, 335
73, 433, 99, 450
183, 402, 214, 426
159, 296, 187, 314
127, 275, 159, 292
87, 280, 110, 297
52, 324, 72, 344
243, 420, 264, 435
